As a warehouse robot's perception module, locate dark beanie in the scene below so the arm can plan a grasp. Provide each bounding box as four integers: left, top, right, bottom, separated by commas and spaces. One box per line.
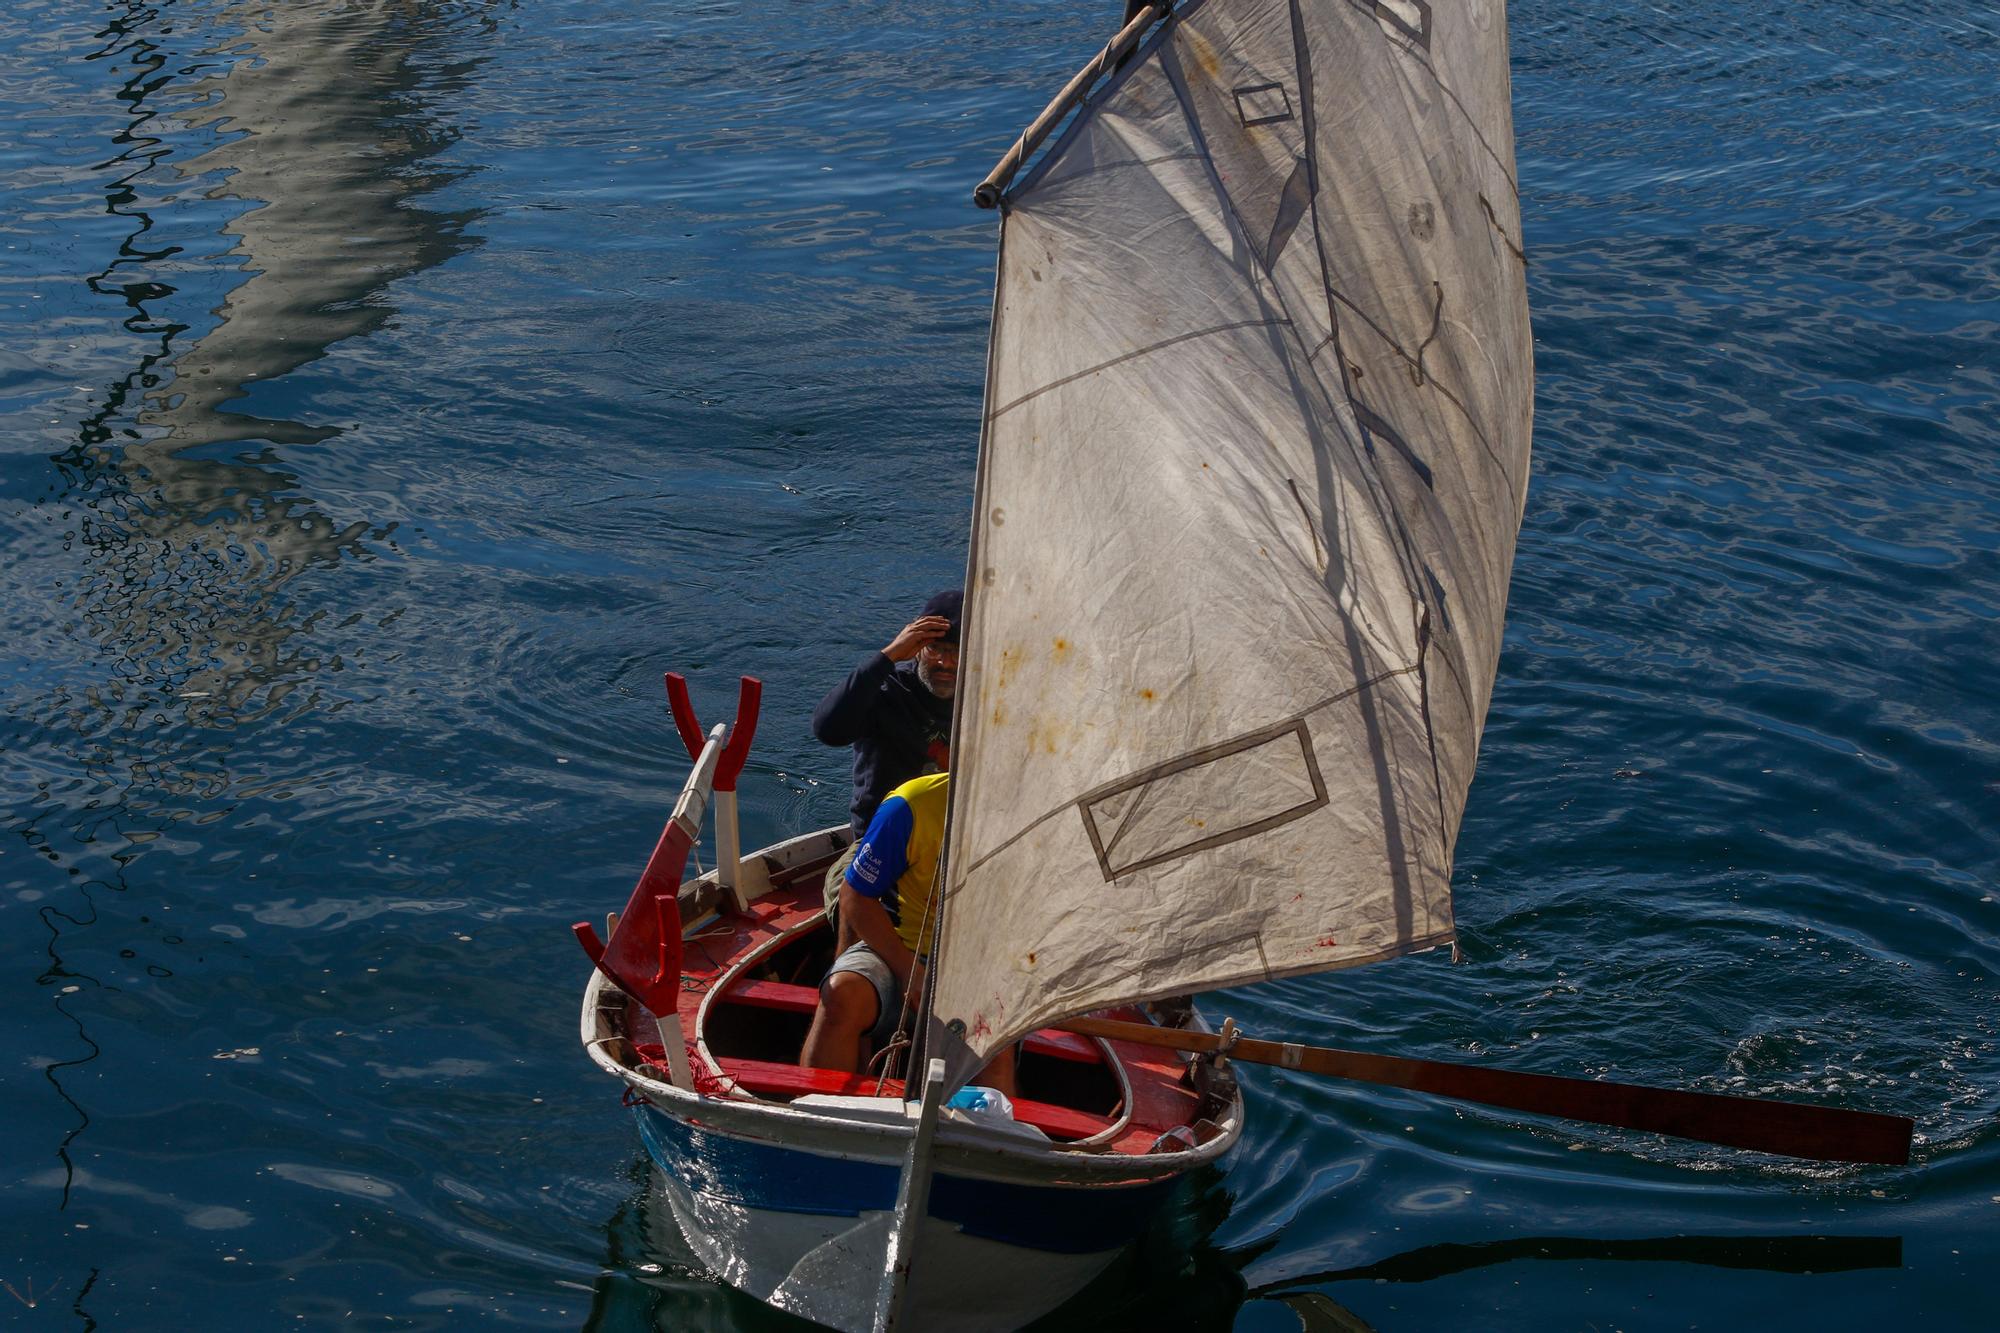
921, 588, 963, 643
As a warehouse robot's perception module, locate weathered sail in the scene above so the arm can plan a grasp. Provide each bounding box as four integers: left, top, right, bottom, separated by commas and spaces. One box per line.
933, 0, 1532, 1066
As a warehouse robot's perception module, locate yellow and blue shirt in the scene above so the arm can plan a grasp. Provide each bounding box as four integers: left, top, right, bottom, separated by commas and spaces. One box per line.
844, 772, 948, 954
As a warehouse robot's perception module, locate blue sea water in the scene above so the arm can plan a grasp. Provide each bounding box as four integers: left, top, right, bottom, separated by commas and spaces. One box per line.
3, 0, 1996, 1328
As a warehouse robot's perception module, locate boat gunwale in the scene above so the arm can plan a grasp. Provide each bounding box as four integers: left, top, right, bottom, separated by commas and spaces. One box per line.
585, 967, 1238, 1186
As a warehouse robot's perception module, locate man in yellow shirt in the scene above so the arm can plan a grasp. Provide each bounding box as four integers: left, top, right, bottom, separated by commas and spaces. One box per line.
800, 772, 1016, 1096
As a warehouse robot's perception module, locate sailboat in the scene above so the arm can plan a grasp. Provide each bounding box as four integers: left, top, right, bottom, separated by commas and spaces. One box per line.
575, 3, 1909, 1329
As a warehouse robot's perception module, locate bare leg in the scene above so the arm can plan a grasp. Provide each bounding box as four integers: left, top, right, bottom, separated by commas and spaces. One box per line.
800, 971, 879, 1073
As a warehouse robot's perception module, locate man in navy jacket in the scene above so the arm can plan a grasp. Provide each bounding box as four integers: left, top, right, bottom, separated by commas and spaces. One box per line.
812, 589, 960, 943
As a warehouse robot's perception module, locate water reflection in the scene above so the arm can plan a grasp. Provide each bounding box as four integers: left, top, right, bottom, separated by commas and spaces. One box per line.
144, 0, 481, 449
58, 0, 482, 736
587, 1151, 1901, 1331
1245, 1231, 1901, 1331
584, 1162, 1249, 1332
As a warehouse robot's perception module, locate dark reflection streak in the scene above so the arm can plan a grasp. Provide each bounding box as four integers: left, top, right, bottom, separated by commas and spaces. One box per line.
71, 1266, 100, 1332
30, 0, 183, 1216
18, 806, 105, 1212
38, 973, 103, 1214
577, 1181, 633, 1332
69, 61, 184, 453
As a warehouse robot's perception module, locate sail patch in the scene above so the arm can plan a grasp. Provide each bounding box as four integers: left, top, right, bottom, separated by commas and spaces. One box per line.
1078, 720, 1328, 881
1233, 82, 1295, 128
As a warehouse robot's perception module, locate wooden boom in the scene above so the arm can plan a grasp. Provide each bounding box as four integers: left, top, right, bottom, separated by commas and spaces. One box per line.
1054, 1016, 1913, 1166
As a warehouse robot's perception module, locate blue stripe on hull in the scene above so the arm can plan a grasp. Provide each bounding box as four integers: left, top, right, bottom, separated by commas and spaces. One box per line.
634, 1104, 1179, 1255
634, 1102, 900, 1216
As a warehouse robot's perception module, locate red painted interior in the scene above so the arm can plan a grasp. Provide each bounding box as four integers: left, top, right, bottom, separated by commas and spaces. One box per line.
718, 978, 1104, 1066
654, 855, 1202, 1158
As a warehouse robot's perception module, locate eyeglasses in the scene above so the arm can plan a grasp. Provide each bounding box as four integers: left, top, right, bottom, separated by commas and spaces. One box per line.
920, 642, 960, 659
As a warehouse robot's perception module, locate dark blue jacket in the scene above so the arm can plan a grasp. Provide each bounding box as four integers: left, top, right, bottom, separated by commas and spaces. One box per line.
812, 652, 952, 834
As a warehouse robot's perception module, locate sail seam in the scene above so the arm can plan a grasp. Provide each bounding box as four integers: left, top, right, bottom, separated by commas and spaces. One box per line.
1286, 476, 1327, 569
1286, 0, 1442, 954
948, 662, 1420, 889
1152, 10, 1434, 637
985, 317, 1292, 421
1413, 612, 1454, 892
1479, 192, 1529, 265
1023, 150, 1211, 198
1275, 0, 1440, 628
1410, 281, 1444, 387
1289, 0, 1520, 500
1325, 284, 1517, 495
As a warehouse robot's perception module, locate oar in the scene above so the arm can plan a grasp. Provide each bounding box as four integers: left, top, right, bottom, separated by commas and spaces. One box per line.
1054, 1016, 1913, 1166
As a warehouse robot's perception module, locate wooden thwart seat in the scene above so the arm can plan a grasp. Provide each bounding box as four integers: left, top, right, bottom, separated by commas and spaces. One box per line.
714, 1057, 1112, 1142
719, 977, 1103, 1065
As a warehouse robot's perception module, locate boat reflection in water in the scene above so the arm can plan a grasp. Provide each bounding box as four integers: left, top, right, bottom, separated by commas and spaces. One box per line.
579, 1163, 1244, 1332
584, 1161, 1899, 1331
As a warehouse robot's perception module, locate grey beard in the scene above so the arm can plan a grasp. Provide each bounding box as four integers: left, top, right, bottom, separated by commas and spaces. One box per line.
916, 657, 955, 699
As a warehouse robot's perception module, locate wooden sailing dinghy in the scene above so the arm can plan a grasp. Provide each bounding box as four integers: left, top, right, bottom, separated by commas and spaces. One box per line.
580, 678, 1244, 1331
577, 2, 1906, 1328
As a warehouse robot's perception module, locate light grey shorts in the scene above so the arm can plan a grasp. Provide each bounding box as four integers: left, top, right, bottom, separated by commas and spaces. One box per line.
822, 940, 903, 1048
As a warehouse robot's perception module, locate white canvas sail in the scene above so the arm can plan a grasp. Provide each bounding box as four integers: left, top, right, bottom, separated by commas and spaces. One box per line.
932, 0, 1533, 1066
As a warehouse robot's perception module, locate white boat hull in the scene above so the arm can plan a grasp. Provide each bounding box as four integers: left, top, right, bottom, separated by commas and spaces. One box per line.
631, 1095, 1196, 1330
653, 1159, 1124, 1331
